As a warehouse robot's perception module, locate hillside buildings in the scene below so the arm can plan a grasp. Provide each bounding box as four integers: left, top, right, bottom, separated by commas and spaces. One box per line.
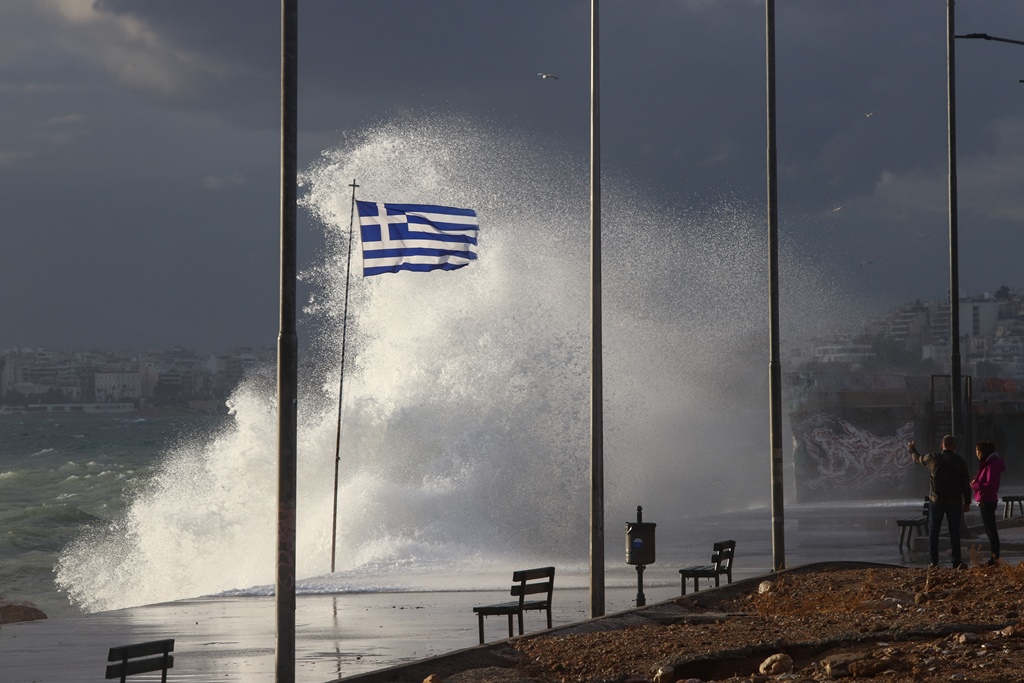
0, 345, 275, 413
794, 287, 1024, 378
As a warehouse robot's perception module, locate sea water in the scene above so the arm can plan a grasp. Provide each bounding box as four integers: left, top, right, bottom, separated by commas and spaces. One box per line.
0, 415, 227, 617
17, 115, 878, 618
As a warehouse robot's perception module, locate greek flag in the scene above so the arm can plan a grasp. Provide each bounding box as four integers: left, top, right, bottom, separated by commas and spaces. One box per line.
356, 200, 479, 276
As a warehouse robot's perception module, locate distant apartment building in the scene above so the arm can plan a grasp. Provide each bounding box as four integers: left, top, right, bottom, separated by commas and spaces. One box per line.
963, 299, 998, 338
94, 371, 142, 402
887, 302, 929, 347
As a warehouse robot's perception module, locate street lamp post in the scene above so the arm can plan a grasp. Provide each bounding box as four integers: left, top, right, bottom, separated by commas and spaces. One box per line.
765, 0, 785, 572
946, 0, 962, 441
949, 20, 1024, 441
589, 0, 605, 619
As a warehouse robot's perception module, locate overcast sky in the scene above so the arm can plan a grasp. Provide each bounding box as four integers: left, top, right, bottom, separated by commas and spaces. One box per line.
1, 1, 1022, 353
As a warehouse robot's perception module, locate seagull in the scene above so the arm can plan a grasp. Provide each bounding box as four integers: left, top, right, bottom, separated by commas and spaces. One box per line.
864, 111, 877, 118
832, 206, 843, 213
858, 260, 873, 267
537, 72, 559, 80
915, 232, 928, 238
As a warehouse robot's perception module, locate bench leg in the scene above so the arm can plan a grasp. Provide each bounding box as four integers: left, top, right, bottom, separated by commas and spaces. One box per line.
478, 614, 485, 644
507, 614, 514, 638
714, 575, 721, 588
898, 526, 906, 548
546, 606, 552, 630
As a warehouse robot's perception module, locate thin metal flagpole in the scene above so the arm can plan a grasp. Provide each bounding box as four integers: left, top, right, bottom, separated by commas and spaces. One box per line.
330, 179, 359, 573
276, 0, 298, 680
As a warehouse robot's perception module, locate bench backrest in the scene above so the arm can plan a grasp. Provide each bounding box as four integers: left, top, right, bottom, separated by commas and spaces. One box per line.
510, 566, 555, 606
106, 639, 175, 682
712, 540, 735, 571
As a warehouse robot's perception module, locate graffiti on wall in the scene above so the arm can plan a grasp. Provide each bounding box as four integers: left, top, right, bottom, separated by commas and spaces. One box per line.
798, 413, 915, 494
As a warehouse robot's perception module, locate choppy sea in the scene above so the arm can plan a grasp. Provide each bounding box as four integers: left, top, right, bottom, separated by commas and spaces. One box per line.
0, 415, 228, 618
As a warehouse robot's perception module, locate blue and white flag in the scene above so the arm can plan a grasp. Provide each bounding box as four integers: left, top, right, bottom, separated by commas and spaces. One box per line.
356, 200, 479, 276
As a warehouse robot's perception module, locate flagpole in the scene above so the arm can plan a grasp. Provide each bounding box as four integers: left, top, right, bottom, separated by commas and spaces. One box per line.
330, 179, 359, 573
589, 0, 606, 619
276, 0, 298, 680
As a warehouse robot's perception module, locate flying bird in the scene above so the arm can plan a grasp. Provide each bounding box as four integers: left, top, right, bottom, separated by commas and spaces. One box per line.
832, 206, 843, 213
858, 260, 874, 267
537, 72, 559, 80
864, 111, 877, 118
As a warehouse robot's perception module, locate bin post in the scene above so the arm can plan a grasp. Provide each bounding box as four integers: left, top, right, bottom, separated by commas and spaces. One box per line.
634, 561, 643, 610
635, 507, 646, 606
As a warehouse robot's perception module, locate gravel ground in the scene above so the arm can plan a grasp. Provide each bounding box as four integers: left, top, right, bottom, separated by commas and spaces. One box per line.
501, 562, 1024, 683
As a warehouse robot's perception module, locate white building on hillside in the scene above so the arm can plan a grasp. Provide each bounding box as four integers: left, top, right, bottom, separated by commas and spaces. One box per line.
94, 371, 141, 402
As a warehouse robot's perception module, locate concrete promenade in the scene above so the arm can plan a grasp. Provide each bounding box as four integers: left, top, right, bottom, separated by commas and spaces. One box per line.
3, 502, 1024, 682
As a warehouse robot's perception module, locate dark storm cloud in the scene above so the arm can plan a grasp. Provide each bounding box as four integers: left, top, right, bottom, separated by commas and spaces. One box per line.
0, 1, 1021, 350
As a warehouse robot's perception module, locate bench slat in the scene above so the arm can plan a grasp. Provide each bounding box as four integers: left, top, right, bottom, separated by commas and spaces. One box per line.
512, 567, 554, 582
107, 639, 175, 661
678, 565, 716, 575
106, 655, 174, 679
512, 582, 552, 597
473, 599, 548, 615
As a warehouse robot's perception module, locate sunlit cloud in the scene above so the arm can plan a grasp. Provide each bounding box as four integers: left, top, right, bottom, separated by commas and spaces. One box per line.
31, 0, 233, 95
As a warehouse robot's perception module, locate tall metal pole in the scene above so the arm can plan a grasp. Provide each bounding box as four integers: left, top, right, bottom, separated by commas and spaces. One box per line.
947, 0, 963, 439
589, 0, 605, 618
276, 1, 298, 681
765, 0, 785, 571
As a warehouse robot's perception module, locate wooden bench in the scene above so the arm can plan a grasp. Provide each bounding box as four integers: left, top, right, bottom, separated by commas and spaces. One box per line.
105, 639, 174, 682
897, 499, 929, 549
472, 567, 554, 644
679, 540, 735, 595
1003, 494, 1024, 519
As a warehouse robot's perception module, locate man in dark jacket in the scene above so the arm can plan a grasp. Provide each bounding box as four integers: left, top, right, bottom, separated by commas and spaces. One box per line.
908, 435, 972, 568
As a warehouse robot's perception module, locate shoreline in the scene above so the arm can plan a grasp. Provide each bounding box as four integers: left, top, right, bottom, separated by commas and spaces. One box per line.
0, 406, 228, 420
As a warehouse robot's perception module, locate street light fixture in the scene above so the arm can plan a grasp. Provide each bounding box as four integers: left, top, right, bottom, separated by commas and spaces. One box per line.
956, 33, 1024, 84
956, 32, 1024, 47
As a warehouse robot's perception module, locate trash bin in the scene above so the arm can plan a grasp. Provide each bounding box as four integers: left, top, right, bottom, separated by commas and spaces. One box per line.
625, 507, 656, 566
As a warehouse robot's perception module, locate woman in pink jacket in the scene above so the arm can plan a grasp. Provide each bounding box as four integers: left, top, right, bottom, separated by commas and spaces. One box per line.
972, 440, 1006, 566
